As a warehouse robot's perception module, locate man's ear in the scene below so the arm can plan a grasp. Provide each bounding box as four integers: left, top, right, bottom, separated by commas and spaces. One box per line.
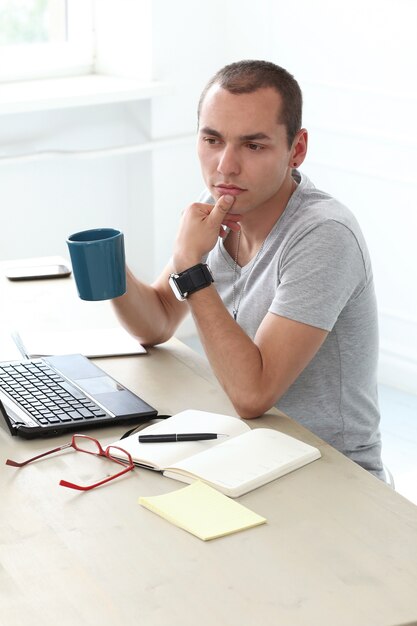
290, 129, 308, 168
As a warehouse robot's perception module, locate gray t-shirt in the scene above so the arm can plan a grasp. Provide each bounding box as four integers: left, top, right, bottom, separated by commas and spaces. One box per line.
204, 171, 383, 479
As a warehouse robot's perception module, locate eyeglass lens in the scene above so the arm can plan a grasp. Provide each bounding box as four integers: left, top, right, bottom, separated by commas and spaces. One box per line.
72, 435, 131, 466
72, 435, 103, 454
106, 446, 132, 466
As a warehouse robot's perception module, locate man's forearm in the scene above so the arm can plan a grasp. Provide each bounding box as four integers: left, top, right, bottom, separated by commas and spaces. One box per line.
111, 267, 183, 346
187, 286, 276, 417
188, 282, 328, 418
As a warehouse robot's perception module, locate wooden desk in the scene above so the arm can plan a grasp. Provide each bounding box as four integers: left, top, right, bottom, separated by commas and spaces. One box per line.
1, 259, 417, 626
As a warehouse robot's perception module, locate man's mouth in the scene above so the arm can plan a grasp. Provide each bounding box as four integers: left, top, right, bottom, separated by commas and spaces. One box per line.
214, 184, 247, 197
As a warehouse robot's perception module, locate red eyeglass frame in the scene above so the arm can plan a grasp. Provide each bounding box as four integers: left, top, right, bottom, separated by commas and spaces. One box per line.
5, 433, 134, 491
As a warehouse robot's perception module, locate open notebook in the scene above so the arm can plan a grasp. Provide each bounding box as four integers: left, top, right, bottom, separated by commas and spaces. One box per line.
109, 410, 321, 497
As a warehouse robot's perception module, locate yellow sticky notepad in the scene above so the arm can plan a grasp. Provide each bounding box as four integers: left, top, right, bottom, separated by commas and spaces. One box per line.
139, 481, 266, 541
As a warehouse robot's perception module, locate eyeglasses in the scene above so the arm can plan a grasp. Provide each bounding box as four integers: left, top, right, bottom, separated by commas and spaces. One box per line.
5, 434, 134, 491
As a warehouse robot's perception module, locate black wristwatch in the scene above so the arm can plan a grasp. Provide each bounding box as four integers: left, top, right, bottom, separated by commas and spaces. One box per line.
168, 263, 214, 301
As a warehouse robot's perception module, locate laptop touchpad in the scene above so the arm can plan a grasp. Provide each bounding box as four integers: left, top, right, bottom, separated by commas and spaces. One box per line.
76, 376, 123, 395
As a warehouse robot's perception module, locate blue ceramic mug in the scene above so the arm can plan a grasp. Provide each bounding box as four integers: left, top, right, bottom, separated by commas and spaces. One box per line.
66, 228, 126, 301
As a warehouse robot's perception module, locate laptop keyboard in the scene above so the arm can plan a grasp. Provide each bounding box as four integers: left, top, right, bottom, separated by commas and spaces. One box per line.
0, 359, 108, 427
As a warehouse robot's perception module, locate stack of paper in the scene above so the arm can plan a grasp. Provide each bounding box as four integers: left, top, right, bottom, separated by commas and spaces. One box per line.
17, 327, 146, 358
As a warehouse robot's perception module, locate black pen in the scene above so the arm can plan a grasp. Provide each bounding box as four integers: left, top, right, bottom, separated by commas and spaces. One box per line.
138, 433, 226, 443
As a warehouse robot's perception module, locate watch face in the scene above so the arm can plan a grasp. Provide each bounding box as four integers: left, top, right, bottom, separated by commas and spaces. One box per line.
168, 275, 186, 301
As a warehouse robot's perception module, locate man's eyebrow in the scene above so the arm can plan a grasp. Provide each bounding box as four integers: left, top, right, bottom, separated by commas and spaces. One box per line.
199, 126, 222, 137
199, 127, 272, 142
239, 132, 272, 142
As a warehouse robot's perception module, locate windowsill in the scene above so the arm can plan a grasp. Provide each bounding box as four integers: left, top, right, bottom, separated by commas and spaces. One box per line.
0, 74, 170, 115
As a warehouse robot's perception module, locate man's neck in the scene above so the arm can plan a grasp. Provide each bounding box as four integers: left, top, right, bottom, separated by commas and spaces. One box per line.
226, 173, 298, 265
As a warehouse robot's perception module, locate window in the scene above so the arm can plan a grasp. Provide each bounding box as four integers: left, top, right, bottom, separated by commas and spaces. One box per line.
0, 0, 94, 81
0, 0, 67, 45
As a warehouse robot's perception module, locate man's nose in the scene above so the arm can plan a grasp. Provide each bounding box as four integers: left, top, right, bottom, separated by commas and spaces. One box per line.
217, 145, 240, 176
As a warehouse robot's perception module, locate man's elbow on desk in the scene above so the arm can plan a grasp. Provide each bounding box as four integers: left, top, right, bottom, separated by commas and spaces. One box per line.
228, 389, 278, 420
112, 317, 174, 349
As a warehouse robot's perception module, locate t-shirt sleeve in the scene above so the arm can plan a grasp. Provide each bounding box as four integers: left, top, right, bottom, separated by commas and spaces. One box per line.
269, 220, 367, 331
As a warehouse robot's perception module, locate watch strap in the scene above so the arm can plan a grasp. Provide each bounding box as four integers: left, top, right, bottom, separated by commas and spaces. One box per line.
173, 263, 213, 297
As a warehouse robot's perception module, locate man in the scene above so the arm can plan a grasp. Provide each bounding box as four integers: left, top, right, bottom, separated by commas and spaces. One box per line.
112, 60, 384, 480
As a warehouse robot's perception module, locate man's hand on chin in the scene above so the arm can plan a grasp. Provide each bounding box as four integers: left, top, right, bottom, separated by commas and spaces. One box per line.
173, 194, 242, 272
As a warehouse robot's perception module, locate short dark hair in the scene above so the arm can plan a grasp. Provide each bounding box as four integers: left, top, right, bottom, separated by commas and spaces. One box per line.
198, 60, 303, 147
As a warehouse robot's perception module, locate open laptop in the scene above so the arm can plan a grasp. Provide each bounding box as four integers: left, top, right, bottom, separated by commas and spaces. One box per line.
0, 353, 157, 439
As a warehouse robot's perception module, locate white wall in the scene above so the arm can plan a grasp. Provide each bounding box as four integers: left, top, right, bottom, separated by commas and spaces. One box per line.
0, 100, 156, 280
0, 0, 416, 393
